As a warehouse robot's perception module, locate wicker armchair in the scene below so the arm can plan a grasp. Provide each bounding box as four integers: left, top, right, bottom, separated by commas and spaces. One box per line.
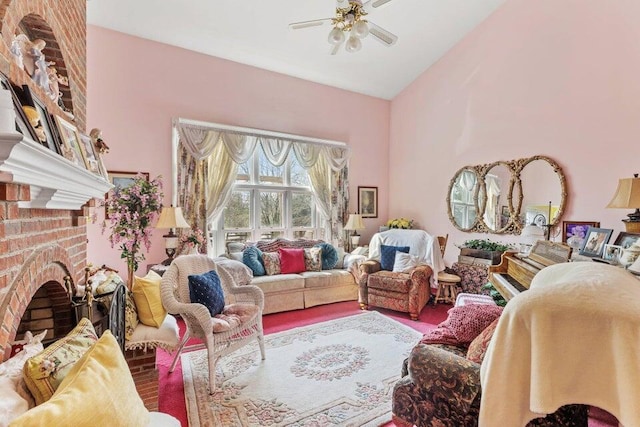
160, 254, 265, 393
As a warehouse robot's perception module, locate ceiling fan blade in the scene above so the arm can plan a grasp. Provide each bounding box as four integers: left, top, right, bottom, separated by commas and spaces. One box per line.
289, 18, 332, 30
336, 0, 349, 8
368, 22, 398, 46
363, 0, 393, 9
330, 42, 343, 55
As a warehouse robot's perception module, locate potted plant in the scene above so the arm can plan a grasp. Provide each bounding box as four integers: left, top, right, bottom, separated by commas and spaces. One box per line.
458, 239, 512, 265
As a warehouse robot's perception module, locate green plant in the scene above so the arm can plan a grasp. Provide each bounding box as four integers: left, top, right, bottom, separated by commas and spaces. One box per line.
387, 217, 414, 229
460, 239, 511, 252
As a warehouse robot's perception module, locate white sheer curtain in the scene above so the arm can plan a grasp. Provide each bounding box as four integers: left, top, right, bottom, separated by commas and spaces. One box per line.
175, 120, 350, 247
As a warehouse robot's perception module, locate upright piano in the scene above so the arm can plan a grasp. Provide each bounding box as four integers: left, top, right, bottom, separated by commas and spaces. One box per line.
488, 241, 573, 301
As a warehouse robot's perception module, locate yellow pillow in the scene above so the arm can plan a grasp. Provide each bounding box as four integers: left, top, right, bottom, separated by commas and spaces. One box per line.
133, 270, 166, 327
22, 318, 98, 405
9, 331, 149, 427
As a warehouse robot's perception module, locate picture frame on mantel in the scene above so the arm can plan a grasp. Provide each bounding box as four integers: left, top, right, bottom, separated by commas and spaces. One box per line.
19, 84, 62, 155
358, 186, 378, 218
54, 114, 87, 169
578, 226, 613, 258
0, 72, 39, 143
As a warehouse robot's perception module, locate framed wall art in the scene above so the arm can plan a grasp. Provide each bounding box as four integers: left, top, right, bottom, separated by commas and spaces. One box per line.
54, 114, 87, 169
578, 226, 613, 258
612, 231, 640, 249
602, 244, 623, 264
20, 85, 61, 154
79, 133, 105, 177
358, 186, 378, 218
0, 72, 39, 142
561, 220, 600, 249
108, 171, 149, 190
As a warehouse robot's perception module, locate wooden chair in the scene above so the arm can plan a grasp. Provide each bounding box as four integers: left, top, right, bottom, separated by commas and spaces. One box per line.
160, 254, 265, 393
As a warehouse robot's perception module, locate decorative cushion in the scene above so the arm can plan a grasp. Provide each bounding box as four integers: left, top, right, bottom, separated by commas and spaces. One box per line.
262, 252, 281, 276
188, 270, 225, 316
279, 247, 306, 274
10, 331, 149, 427
334, 247, 346, 269
22, 318, 98, 405
126, 314, 180, 352
467, 317, 501, 363
393, 251, 419, 273
304, 247, 323, 272
212, 303, 261, 333
242, 246, 265, 276
380, 245, 410, 271
124, 289, 139, 341
132, 270, 167, 328
420, 304, 504, 348
94, 271, 124, 295
214, 257, 253, 285
314, 242, 338, 270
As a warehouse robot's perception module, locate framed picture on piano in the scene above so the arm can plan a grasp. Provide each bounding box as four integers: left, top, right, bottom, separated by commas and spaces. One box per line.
578, 227, 613, 258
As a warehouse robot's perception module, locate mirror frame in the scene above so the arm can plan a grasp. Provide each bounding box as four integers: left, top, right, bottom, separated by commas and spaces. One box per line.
447, 155, 568, 235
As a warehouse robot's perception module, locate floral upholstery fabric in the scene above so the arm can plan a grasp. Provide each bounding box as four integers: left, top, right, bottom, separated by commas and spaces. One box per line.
466, 317, 500, 364
451, 262, 490, 295
303, 247, 323, 272
262, 252, 281, 276
255, 238, 324, 253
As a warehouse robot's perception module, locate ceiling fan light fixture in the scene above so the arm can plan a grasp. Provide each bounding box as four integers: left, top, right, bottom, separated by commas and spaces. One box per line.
352, 20, 369, 39
328, 27, 345, 45
345, 36, 362, 53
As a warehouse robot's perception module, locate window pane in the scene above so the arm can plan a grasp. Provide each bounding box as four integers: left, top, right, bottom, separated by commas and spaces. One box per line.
292, 192, 313, 227
260, 191, 283, 228
225, 231, 250, 244
293, 230, 314, 239
236, 161, 250, 183
260, 230, 284, 240
290, 155, 310, 187
224, 191, 251, 228
259, 148, 283, 185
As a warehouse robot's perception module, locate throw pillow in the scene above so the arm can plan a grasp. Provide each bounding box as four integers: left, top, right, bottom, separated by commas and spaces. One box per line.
132, 270, 167, 328
467, 317, 501, 364
22, 318, 98, 405
242, 246, 265, 276
334, 247, 346, 269
262, 252, 281, 276
420, 304, 503, 348
393, 251, 419, 273
304, 247, 323, 272
214, 258, 253, 285
314, 242, 338, 270
124, 289, 138, 341
10, 331, 149, 427
380, 245, 410, 271
188, 270, 226, 316
279, 247, 306, 274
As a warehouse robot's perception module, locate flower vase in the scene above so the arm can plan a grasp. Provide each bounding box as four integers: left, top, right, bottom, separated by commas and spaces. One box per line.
188, 244, 200, 255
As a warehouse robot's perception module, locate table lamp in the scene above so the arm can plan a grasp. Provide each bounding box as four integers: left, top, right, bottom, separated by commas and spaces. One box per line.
156, 205, 190, 265
606, 173, 640, 233
344, 213, 365, 251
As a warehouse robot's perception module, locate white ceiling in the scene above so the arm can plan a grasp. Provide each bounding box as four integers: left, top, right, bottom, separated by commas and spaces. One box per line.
86, 0, 506, 100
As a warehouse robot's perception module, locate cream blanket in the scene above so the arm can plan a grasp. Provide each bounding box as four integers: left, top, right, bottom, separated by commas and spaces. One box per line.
368, 229, 445, 288
479, 262, 640, 427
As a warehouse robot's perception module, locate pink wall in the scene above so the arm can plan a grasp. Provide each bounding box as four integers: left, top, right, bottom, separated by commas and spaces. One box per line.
390, 0, 640, 264
86, 26, 390, 275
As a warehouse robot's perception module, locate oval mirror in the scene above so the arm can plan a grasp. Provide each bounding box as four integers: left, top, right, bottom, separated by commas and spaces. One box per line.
481, 161, 514, 233
518, 156, 567, 231
447, 167, 480, 231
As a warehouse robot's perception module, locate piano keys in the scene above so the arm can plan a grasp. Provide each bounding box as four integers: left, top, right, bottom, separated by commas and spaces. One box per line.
488, 241, 572, 301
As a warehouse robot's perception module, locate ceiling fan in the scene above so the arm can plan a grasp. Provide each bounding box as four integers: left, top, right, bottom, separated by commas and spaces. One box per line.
289, 0, 398, 54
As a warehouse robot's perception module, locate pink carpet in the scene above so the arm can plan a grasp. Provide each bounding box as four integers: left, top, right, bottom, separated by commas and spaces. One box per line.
156, 301, 618, 426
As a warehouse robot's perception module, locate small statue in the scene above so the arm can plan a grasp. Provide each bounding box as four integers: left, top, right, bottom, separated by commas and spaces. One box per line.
46, 63, 69, 103
90, 128, 109, 154
33, 56, 51, 93
23, 38, 46, 77
10, 34, 29, 70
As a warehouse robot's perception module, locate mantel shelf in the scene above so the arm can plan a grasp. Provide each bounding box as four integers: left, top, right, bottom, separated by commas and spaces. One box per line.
0, 128, 113, 210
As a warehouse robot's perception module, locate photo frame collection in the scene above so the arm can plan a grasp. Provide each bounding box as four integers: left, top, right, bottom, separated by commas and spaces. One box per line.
0, 71, 108, 180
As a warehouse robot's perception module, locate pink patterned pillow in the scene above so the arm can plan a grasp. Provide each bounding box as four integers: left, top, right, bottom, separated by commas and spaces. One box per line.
420, 303, 503, 347
466, 317, 500, 363
262, 252, 281, 276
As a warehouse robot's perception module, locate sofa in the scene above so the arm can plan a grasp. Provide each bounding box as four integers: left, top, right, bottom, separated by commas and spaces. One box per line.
225, 238, 362, 314
392, 303, 588, 427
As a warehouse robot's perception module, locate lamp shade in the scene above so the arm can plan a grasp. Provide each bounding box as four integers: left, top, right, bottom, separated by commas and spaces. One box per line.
344, 213, 365, 231
156, 206, 190, 229
606, 175, 640, 209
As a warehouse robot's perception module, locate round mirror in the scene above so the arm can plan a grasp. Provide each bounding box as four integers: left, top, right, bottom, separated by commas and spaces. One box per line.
518, 156, 567, 230
481, 162, 514, 232
447, 167, 480, 231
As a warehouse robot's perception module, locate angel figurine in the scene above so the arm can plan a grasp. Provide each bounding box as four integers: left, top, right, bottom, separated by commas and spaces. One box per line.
23, 38, 46, 77
10, 34, 29, 70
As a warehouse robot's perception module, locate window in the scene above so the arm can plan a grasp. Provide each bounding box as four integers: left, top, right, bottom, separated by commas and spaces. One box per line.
451, 170, 477, 229
215, 143, 322, 254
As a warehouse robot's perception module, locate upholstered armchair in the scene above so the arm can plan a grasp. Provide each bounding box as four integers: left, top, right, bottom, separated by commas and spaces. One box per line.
357, 229, 444, 320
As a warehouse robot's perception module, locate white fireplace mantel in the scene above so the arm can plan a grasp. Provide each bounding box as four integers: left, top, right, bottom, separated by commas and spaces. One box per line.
0, 129, 113, 210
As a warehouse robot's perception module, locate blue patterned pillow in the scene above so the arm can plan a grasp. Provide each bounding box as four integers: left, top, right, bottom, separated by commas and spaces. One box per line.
315, 242, 338, 270
242, 246, 265, 276
380, 245, 410, 271
188, 270, 225, 316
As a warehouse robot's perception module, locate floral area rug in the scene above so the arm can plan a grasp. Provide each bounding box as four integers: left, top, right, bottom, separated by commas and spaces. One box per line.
181, 311, 422, 426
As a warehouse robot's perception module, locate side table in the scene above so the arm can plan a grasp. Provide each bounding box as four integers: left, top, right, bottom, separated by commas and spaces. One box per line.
451, 262, 490, 295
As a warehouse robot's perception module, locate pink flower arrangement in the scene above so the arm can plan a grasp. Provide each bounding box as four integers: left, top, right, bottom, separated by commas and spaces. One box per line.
181, 227, 205, 248
101, 174, 163, 279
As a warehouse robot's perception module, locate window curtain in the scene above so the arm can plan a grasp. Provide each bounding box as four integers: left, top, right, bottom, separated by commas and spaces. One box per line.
175, 121, 350, 248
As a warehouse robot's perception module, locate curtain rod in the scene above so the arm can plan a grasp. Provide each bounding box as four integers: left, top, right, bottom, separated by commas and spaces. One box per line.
173, 117, 348, 148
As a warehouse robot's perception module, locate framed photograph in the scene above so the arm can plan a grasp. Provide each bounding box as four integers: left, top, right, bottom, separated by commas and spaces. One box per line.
602, 244, 623, 264
612, 232, 640, 249
0, 73, 39, 142
79, 133, 104, 177
19, 85, 61, 154
579, 227, 613, 258
561, 221, 600, 249
358, 186, 378, 218
53, 114, 87, 169
108, 171, 149, 190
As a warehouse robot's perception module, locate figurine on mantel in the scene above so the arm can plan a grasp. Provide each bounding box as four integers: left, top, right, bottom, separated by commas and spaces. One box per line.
46, 63, 68, 104
90, 128, 110, 154
10, 34, 28, 70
